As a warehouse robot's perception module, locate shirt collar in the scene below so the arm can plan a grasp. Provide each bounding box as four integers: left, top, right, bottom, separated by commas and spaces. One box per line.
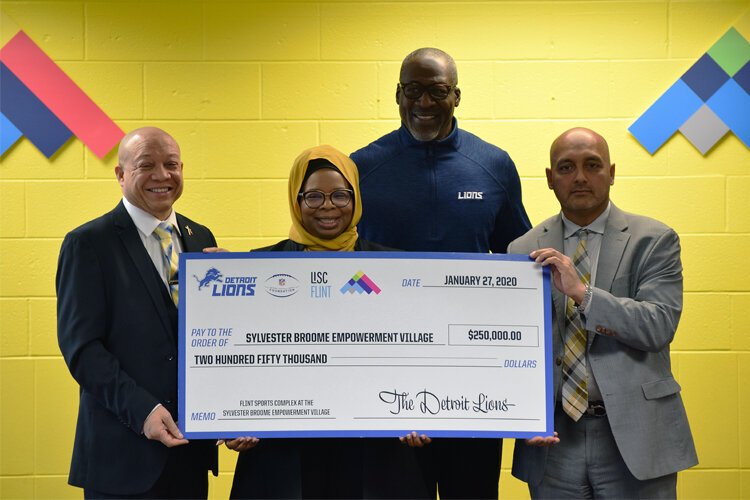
561, 201, 611, 240
122, 197, 181, 237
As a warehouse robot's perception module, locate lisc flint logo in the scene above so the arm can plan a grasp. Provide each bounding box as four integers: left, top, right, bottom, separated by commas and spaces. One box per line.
193, 267, 256, 297
265, 274, 300, 298
340, 271, 382, 295
310, 271, 331, 299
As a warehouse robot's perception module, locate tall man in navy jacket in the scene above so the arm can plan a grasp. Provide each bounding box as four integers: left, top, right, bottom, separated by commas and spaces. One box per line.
57, 127, 218, 498
352, 48, 531, 499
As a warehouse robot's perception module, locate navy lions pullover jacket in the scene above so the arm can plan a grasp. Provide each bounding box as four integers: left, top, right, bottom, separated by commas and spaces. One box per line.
351, 120, 531, 253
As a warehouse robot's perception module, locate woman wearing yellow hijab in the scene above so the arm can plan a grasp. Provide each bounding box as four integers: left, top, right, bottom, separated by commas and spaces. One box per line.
256, 144, 388, 253
227, 145, 391, 500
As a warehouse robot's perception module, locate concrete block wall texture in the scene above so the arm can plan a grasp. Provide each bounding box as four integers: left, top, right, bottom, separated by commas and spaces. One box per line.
0, 1, 749, 498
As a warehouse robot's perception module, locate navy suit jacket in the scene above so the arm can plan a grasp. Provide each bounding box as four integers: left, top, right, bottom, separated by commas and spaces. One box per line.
57, 201, 218, 494
509, 203, 697, 483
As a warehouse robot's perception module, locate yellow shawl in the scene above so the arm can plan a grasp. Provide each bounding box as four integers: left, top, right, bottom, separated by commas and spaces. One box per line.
287, 145, 362, 251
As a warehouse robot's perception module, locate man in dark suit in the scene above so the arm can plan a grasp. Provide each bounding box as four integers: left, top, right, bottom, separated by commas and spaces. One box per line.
509, 128, 697, 498
57, 127, 218, 499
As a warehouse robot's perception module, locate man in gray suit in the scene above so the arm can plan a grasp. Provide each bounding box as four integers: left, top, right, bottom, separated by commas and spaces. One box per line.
509, 127, 697, 498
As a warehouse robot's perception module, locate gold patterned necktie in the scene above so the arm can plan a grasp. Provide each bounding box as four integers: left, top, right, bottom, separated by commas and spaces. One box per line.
562, 228, 591, 421
153, 222, 179, 306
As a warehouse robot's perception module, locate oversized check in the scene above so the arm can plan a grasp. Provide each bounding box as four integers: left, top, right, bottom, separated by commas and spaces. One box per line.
178, 252, 553, 439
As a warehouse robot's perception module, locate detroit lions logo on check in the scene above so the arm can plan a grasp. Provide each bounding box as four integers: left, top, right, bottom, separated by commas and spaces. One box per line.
193, 268, 256, 297
194, 267, 223, 290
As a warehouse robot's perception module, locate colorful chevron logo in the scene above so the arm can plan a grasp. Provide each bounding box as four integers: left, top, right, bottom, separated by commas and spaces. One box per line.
0, 30, 124, 158
340, 271, 382, 295
629, 27, 750, 155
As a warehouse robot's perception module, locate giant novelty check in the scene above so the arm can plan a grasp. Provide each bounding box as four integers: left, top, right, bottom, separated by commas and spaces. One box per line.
178, 252, 553, 439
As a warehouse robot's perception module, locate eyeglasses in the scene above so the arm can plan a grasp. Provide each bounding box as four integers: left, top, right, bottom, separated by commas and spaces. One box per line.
298, 189, 353, 209
398, 82, 455, 101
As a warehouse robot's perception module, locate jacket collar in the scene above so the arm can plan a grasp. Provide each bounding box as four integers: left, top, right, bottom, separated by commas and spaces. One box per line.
175, 214, 204, 252
397, 117, 460, 149
538, 203, 630, 348
596, 203, 629, 293
113, 201, 176, 332
538, 213, 566, 330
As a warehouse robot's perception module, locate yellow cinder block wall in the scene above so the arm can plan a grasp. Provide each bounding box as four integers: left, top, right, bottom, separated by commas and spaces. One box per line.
1, 1, 749, 499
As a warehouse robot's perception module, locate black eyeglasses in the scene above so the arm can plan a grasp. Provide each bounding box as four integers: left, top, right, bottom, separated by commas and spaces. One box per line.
298, 189, 353, 209
398, 82, 455, 101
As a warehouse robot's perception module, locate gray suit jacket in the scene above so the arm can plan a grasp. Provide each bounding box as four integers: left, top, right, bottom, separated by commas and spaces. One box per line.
509, 203, 697, 483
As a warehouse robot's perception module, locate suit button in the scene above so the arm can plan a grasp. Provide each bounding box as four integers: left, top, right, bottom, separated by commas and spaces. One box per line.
166, 355, 175, 361
555, 357, 562, 366
165, 399, 172, 405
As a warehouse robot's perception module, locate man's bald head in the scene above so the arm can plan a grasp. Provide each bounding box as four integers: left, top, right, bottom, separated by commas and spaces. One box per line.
400, 47, 458, 86
118, 127, 180, 166
550, 127, 610, 167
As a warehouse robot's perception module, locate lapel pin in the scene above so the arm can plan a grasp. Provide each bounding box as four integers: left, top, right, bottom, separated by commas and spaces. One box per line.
185, 225, 193, 236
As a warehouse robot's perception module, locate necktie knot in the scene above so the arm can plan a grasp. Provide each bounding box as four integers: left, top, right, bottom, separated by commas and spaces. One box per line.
154, 222, 174, 241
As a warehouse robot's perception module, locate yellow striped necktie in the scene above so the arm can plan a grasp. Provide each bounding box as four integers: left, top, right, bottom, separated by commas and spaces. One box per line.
153, 222, 179, 306
562, 229, 590, 421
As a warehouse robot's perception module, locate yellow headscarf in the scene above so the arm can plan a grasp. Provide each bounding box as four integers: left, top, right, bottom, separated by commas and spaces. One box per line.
288, 145, 362, 251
